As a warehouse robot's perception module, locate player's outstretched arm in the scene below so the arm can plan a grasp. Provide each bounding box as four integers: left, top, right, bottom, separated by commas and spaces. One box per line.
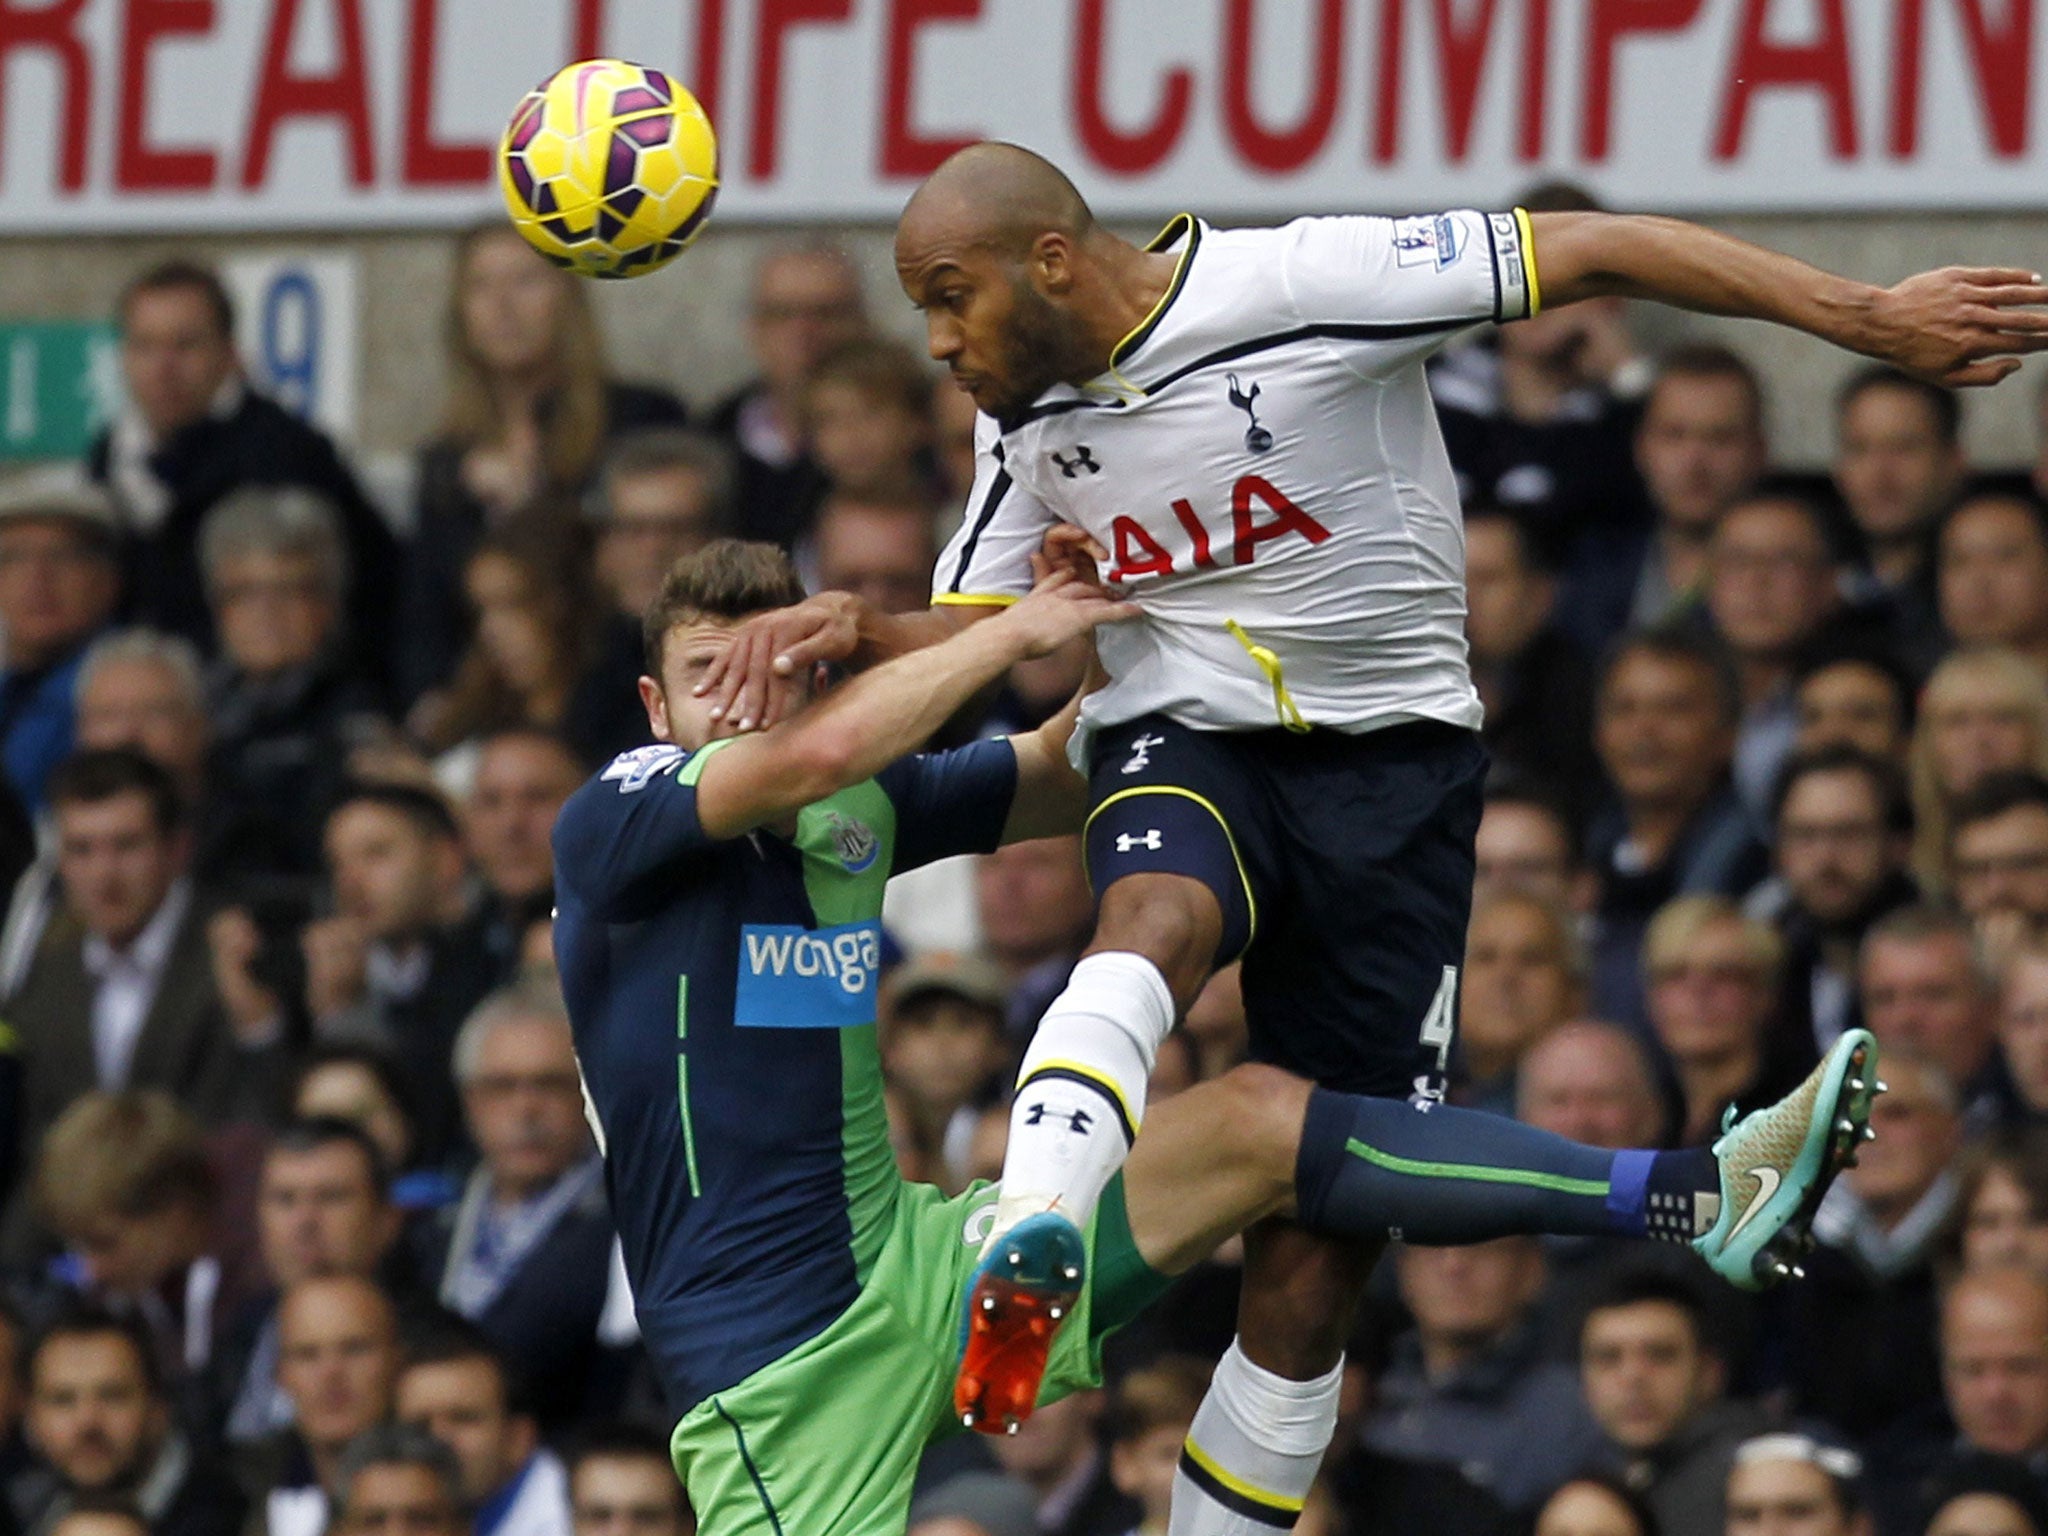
1529, 210, 2048, 388
693, 572, 1134, 840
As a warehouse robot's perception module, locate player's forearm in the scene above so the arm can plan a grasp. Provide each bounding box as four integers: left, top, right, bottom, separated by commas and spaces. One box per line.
1000, 696, 1090, 843
1529, 211, 1883, 357
848, 599, 986, 669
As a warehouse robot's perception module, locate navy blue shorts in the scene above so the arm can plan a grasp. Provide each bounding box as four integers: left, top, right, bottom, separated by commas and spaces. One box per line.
1083, 715, 1485, 1100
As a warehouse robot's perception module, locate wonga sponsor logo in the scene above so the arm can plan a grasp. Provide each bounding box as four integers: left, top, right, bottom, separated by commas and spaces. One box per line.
735, 920, 882, 1029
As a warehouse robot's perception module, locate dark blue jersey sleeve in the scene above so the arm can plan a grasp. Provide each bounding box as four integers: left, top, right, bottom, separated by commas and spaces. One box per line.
880, 737, 1019, 872
552, 743, 733, 920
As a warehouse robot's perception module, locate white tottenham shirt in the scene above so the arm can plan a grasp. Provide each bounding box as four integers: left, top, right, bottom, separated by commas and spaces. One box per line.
933, 208, 1537, 756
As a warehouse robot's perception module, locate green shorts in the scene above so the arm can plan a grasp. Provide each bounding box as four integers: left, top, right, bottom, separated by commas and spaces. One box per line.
670, 1175, 1166, 1535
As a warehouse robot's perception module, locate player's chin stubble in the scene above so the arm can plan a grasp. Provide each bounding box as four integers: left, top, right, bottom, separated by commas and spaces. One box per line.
982, 279, 1085, 421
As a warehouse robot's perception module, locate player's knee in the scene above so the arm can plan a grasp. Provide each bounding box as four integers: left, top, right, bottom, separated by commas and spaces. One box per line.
1208, 1063, 1311, 1188
1092, 875, 1222, 1006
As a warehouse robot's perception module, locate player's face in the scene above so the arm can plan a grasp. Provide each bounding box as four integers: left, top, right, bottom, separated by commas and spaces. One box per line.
642, 618, 815, 750
898, 246, 1076, 422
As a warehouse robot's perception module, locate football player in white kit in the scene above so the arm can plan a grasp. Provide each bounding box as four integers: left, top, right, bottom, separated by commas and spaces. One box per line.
697, 143, 2048, 1531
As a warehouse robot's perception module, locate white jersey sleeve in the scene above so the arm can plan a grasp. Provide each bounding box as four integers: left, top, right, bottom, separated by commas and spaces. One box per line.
1276, 207, 1537, 376
930, 411, 1057, 606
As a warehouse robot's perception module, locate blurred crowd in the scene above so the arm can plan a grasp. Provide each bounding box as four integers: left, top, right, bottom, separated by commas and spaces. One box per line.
3, 190, 2048, 1536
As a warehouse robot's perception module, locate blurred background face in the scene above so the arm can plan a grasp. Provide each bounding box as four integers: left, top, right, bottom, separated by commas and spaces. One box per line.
1925, 1493, 2038, 1536
27, 1332, 162, 1491
338, 1463, 463, 1536
1463, 518, 1553, 665
1776, 770, 1898, 926
1962, 1163, 2048, 1277
1597, 652, 1731, 811
812, 501, 937, 615
0, 520, 119, 670
1459, 895, 1576, 1075
121, 283, 236, 438
1724, 1459, 1857, 1536
597, 466, 721, 619
465, 552, 559, 696
466, 736, 581, 904
989, 1389, 1098, 1483
2001, 953, 2048, 1111
932, 381, 979, 500
1474, 800, 1579, 908
882, 996, 1004, 1117
75, 659, 209, 790
464, 1015, 591, 1195
750, 250, 866, 396
571, 1455, 691, 1536
1397, 1238, 1541, 1349
1927, 680, 2036, 800
1635, 371, 1765, 531
55, 791, 182, 947
1942, 498, 2048, 649
1518, 1025, 1662, 1149
1954, 805, 2048, 932
1580, 1301, 1716, 1452
397, 1357, 527, 1506
1795, 662, 1907, 761
213, 551, 335, 677
460, 231, 567, 381
1835, 384, 1961, 544
1707, 501, 1837, 661
1648, 917, 1772, 1065
1944, 1275, 2048, 1458
1859, 934, 1990, 1086
807, 382, 929, 494
975, 838, 1091, 971
259, 1140, 393, 1287
296, 1062, 414, 1173
1848, 1062, 1959, 1215
276, 1279, 396, 1452
327, 804, 452, 941
1534, 1481, 1648, 1536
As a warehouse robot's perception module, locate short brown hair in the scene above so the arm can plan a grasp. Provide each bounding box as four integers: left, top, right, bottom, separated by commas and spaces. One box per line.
120, 260, 234, 339
642, 539, 807, 673
1106, 1354, 1212, 1444
804, 337, 934, 420
35, 1090, 214, 1237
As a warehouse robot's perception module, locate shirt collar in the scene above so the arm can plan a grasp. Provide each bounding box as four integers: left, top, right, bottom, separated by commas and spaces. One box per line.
82, 878, 191, 979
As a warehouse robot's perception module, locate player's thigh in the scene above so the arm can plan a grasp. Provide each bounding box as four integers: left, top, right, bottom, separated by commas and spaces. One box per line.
1083, 715, 1270, 983
1237, 723, 1485, 1098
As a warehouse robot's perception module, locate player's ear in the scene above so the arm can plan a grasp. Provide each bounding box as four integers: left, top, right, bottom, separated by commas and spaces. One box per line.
639, 675, 672, 742
1033, 231, 1073, 294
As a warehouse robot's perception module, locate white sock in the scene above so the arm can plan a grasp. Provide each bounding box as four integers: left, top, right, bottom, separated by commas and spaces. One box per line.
1169, 1340, 1341, 1535
988, 951, 1175, 1247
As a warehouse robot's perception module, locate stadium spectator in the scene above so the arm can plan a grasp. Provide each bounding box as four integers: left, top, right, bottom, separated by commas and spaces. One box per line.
237, 1276, 400, 1536
565, 1426, 692, 1536
87, 262, 397, 681
11, 751, 265, 1151
289, 1048, 458, 1214
16, 1305, 243, 1536
0, 469, 124, 818
2000, 949, 2048, 1121
1939, 492, 2048, 671
394, 1321, 568, 1536
403, 226, 685, 705
1577, 1267, 1764, 1536
1454, 889, 1583, 1115
307, 782, 495, 1159
456, 729, 582, 981
907, 1473, 1039, 1536
801, 337, 939, 504
1723, 1435, 1872, 1536
41, 1499, 144, 1536
809, 492, 940, 618
878, 953, 1010, 1193
986, 1389, 1138, 1536
1793, 644, 1917, 766
1950, 774, 2048, 972
932, 375, 980, 508
1364, 1236, 1603, 1514
416, 986, 623, 1429
1909, 649, 2048, 896
325, 1425, 464, 1536
1864, 904, 1995, 1089
589, 430, 733, 626
1936, 1270, 2048, 1488
23, 1092, 261, 1385
1751, 746, 1917, 1061
1702, 491, 1845, 822
201, 488, 379, 878
1833, 367, 1964, 669
1785, 1055, 1960, 1448
1518, 1021, 1667, 1151
707, 242, 867, 549
974, 837, 1094, 1038
1949, 1130, 2048, 1279
1558, 344, 1770, 656
1532, 1478, 1655, 1536
1463, 509, 1601, 823
1587, 627, 1764, 1033
212, 1121, 408, 1447
1644, 897, 1799, 1146
72, 634, 211, 819
1104, 1357, 1207, 1536
1918, 1459, 2048, 1536
1474, 788, 1592, 913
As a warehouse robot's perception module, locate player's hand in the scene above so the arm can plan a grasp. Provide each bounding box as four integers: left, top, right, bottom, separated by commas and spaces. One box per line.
996, 568, 1139, 658
1035, 523, 1109, 589
1863, 267, 2048, 387
694, 591, 864, 732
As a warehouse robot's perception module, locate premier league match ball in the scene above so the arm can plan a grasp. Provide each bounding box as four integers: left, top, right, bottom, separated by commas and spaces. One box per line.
498, 59, 719, 280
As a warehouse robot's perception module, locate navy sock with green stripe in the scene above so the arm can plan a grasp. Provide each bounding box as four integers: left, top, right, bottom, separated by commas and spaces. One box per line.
1293, 1088, 1716, 1244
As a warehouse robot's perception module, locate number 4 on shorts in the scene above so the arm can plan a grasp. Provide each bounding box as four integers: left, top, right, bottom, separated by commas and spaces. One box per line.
1414, 966, 1457, 1103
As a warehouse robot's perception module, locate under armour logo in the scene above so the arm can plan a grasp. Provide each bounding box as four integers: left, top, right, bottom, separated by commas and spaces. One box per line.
1023, 1103, 1096, 1134
1116, 830, 1163, 853
1051, 446, 1101, 477
1227, 373, 1272, 453
1122, 732, 1165, 775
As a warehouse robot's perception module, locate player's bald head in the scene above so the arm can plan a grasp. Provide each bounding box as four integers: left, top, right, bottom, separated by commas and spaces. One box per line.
897, 142, 1095, 264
